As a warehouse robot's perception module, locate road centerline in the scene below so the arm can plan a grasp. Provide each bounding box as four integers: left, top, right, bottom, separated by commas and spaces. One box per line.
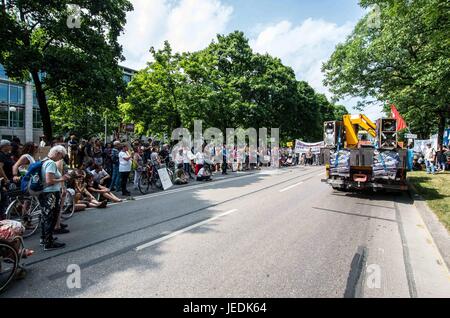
135, 209, 239, 252
279, 182, 304, 193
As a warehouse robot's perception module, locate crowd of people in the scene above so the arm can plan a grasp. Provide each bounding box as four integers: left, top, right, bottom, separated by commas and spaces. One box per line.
1, 135, 304, 254
410, 143, 449, 174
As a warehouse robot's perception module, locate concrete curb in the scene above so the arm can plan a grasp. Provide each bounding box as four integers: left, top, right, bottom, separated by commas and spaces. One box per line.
407, 182, 450, 270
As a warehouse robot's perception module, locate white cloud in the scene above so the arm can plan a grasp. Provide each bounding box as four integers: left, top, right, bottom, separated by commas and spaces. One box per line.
166, 0, 233, 53
119, 0, 233, 70
250, 18, 354, 100
119, 3, 376, 117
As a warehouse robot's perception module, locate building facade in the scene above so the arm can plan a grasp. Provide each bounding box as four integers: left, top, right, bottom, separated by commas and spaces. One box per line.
0, 64, 43, 143
0, 64, 136, 143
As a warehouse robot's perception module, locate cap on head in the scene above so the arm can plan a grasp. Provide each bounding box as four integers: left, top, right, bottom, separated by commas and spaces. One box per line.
0, 139, 11, 148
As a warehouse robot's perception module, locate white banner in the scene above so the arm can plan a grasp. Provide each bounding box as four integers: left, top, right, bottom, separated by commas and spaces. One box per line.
158, 168, 173, 191
414, 135, 438, 154
295, 140, 324, 154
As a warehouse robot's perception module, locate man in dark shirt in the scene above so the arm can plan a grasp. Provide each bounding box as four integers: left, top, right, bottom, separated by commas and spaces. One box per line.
0, 140, 13, 181
0, 140, 13, 218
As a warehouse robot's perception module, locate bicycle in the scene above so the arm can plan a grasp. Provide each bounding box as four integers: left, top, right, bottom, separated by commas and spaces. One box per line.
61, 188, 76, 220
0, 236, 25, 293
4, 190, 41, 238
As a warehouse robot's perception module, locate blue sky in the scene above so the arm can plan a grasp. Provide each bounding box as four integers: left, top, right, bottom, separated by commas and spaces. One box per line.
224, 0, 365, 33
120, 0, 382, 119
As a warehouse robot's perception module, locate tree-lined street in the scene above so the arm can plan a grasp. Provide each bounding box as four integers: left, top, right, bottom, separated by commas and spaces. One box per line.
2, 166, 449, 298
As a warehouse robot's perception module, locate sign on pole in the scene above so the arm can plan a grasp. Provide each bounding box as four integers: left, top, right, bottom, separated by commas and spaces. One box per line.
405, 133, 418, 139
158, 168, 173, 191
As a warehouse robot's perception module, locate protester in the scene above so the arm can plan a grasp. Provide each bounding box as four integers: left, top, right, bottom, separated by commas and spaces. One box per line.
174, 166, 189, 185
195, 146, 205, 176
85, 174, 122, 203
436, 145, 447, 172
12, 142, 37, 182
119, 144, 132, 196
110, 141, 121, 192
424, 143, 436, 175
133, 146, 144, 190
183, 147, 194, 179
90, 164, 111, 186
306, 148, 313, 165
221, 143, 228, 175
39, 145, 69, 250
196, 165, 211, 182
67, 135, 78, 169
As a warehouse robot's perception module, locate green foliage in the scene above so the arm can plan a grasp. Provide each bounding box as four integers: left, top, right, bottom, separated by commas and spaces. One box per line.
0, 0, 133, 139
121, 32, 346, 143
323, 0, 450, 142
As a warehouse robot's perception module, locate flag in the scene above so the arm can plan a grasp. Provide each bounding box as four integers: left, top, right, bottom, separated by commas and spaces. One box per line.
390, 104, 407, 131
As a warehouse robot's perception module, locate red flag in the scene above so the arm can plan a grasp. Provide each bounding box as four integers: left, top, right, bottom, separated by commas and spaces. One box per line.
391, 105, 407, 131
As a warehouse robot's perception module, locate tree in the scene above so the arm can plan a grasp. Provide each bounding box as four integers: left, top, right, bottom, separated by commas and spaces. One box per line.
0, 0, 133, 140
323, 0, 450, 144
122, 31, 345, 143
120, 41, 184, 138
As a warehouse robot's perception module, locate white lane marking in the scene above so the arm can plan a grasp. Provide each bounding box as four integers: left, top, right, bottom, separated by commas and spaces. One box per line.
279, 182, 304, 193
135, 209, 239, 251
317, 172, 326, 176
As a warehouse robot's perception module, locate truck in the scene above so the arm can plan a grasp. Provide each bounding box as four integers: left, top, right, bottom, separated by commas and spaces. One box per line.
321, 114, 408, 192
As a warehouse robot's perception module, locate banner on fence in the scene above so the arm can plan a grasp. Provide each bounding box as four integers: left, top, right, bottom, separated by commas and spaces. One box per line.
294, 140, 324, 154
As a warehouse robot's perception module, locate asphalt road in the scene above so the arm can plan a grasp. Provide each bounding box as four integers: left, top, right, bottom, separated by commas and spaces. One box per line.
2, 166, 449, 298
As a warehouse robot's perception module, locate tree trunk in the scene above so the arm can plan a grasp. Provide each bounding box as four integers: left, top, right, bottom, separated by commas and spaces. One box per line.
437, 112, 446, 147
31, 71, 52, 142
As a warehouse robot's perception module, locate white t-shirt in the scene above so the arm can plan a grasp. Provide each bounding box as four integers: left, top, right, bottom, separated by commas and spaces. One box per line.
119, 151, 132, 172
195, 152, 205, 165
425, 148, 436, 161
91, 169, 108, 183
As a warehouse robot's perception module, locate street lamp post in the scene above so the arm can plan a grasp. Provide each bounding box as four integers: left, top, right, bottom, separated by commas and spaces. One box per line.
9, 106, 17, 139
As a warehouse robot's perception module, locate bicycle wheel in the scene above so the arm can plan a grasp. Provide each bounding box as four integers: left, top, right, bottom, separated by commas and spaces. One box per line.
0, 241, 19, 293
138, 173, 151, 195
5, 198, 41, 238
61, 189, 76, 220
153, 171, 163, 190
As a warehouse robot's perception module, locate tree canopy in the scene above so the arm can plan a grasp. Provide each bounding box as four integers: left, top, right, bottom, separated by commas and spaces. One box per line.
0, 0, 133, 140
121, 31, 346, 143
323, 0, 450, 143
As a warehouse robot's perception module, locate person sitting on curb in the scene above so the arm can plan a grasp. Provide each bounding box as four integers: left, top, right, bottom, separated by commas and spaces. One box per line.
196, 166, 212, 182
85, 174, 123, 203
74, 170, 107, 209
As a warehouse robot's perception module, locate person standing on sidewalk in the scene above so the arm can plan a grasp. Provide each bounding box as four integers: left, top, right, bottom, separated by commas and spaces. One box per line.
119, 144, 132, 196
424, 143, 436, 175
222, 143, 228, 175
110, 141, 121, 191
39, 145, 69, 250
67, 135, 78, 169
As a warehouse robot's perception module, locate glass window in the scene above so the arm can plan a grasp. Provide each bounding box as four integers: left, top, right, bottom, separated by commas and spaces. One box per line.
10, 107, 24, 128
33, 108, 43, 129
0, 64, 7, 79
9, 85, 24, 105
0, 83, 8, 103
0, 106, 8, 127
33, 89, 38, 107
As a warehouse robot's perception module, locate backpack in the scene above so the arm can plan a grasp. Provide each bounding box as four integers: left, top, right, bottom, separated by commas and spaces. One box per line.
21, 159, 48, 196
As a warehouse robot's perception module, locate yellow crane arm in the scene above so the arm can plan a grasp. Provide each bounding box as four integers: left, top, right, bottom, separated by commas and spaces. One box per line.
343, 114, 377, 148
